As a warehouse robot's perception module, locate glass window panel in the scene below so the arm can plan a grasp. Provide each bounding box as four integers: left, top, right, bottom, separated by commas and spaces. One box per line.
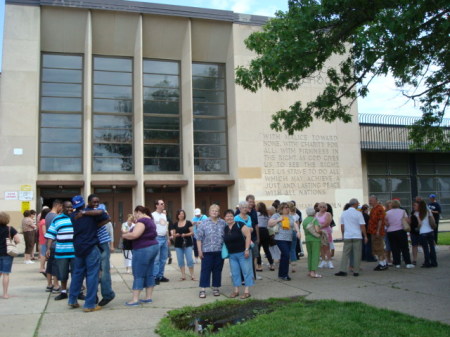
93, 71, 132, 85
367, 164, 387, 175
194, 145, 227, 159
415, 153, 435, 163
194, 159, 227, 172
193, 90, 225, 104
368, 178, 389, 193
193, 118, 225, 131
42, 69, 82, 83
192, 76, 225, 90
42, 83, 82, 98
143, 60, 179, 75
40, 157, 82, 172
144, 87, 179, 101
93, 99, 132, 113
390, 162, 409, 175
144, 130, 179, 143
437, 177, 450, 192
94, 57, 132, 72
94, 85, 132, 99
144, 101, 179, 115
416, 164, 435, 174
143, 74, 179, 88
193, 103, 225, 117
93, 157, 133, 172
436, 165, 450, 174
417, 177, 435, 192
42, 55, 82, 69
144, 144, 179, 157
391, 178, 411, 193
93, 144, 132, 157
41, 143, 82, 157
192, 64, 224, 78
41, 128, 82, 142
41, 113, 82, 128
93, 129, 133, 143
41, 97, 82, 112
194, 132, 226, 145
144, 158, 180, 172
144, 116, 179, 130
94, 115, 132, 129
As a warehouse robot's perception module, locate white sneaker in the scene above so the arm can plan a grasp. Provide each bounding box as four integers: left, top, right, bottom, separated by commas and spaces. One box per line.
327, 261, 334, 269
418, 247, 423, 253
318, 260, 327, 268
395, 265, 401, 269
256, 275, 263, 280
25, 260, 35, 264
406, 264, 415, 269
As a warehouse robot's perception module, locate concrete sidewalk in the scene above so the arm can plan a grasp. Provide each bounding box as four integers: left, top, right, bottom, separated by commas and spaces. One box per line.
1, 243, 449, 337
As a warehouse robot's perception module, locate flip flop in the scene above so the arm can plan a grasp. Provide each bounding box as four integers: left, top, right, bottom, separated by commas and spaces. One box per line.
309, 274, 322, 278
125, 301, 140, 306
191, 276, 196, 281
240, 293, 251, 299
179, 277, 186, 281
229, 292, 240, 298
139, 299, 153, 303
256, 268, 263, 272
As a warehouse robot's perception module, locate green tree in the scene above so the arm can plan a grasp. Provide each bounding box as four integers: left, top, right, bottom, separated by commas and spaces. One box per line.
235, 0, 450, 150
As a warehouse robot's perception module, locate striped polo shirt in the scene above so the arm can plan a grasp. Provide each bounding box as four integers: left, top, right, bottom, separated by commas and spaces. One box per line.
45, 213, 75, 259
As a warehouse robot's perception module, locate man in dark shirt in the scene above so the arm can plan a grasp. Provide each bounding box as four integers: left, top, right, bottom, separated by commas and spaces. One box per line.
68, 195, 110, 312
428, 194, 442, 243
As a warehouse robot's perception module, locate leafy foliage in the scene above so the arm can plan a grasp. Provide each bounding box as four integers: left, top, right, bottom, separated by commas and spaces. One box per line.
235, 0, 450, 150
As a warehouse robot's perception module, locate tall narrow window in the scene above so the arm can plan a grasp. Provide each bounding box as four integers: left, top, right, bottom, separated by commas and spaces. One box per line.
93, 56, 133, 172
192, 63, 228, 173
143, 59, 181, 172
40, 54, 83, 173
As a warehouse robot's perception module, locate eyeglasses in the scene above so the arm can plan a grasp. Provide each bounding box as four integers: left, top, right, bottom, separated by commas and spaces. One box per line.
158, 203, 165, 205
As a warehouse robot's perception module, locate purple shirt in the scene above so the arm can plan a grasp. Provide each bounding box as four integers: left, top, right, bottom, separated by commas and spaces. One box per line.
132, 217, 157, 250
385, 208, 406, 232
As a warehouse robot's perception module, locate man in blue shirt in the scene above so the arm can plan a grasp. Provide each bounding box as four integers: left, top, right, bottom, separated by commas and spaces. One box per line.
68, 195, 110, 312
428, 194, 442, 243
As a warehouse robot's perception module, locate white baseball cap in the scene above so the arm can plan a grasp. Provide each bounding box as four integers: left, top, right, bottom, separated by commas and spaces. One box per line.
194, 208, 201, 215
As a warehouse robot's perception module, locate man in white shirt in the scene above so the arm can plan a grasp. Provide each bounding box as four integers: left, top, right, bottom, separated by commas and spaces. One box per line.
335, 198, 368, 277
152, 199, 170, 284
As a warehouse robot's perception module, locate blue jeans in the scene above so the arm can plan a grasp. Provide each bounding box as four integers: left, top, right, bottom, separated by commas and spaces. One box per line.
69, 246, 101, 309
199, 251, 223, 288
153, 236, 168, 279
290, 232, 298, 261
420, 232, 437, 266
99, 242, 115, 300
229, 251, 254, 287
175, 246, 194, 268
276, 240, 291, 278
0, 255, 13, 274
132, 244, 159, 290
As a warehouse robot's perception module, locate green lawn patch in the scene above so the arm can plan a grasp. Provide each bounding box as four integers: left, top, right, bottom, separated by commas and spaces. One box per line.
156, 297, 450, 337
438, 232, 450, 245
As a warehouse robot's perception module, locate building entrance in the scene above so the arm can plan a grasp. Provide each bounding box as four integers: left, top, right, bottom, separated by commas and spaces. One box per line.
195, 187, 228, 215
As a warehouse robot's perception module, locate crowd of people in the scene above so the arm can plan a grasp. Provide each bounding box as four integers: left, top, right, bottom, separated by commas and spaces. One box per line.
0, 193, 442, 307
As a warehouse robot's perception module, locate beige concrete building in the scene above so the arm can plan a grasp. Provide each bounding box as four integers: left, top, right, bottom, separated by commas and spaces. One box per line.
1, 0, 447, 245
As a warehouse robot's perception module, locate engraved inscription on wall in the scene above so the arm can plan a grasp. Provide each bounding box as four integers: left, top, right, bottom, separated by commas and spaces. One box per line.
263, 133, 341, 196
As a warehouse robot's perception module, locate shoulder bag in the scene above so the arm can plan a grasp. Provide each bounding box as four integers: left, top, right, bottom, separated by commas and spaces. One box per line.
428, 212, 437, 230
401, 211, 410, 232
6, 226, 19, 257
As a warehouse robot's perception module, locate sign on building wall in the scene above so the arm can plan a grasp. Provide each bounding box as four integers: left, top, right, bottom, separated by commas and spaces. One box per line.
21, 201, 30, 213
19, 185, 34, 201
4, 192, 18, 200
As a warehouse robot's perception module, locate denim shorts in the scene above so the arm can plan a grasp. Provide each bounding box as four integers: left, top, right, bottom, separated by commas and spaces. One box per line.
0, 255, 14, 274
55, 258, 74, 281
40, 244, 47, 257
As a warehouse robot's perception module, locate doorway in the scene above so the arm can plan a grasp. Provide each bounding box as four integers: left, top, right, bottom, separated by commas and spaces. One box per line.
94, 187, 133, 248
195, 187, 228, 215
39, 187, 82, 210
145, 187, 181, 224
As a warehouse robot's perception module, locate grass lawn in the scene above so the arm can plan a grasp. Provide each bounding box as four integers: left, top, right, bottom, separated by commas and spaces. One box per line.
157, 298, 450, 337
438, 231, 450, 245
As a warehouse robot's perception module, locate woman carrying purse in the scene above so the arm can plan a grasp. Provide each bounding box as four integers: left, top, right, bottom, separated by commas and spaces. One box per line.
0, 212, 21, 299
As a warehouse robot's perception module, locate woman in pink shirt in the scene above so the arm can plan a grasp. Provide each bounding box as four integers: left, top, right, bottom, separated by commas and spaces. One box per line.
385, 200, 414, 269
38, 208, 51, 275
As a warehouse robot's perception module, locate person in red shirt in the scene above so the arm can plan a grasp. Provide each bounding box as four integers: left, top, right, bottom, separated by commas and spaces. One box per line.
368, 195, 388, 271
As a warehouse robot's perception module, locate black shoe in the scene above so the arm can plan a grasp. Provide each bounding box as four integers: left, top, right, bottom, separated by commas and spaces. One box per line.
98, 296, 114, 307
155, 278, 160, 285
421, 264, 432, 268
168, 258, 172, 265
45, 286, 54, 292
374, 264, 388, 271
353, 273, 359, 277
159, 276, 170, 282
54, 292, 68, 301
335, 271, 347, 276
431, 263, 438, 267
278, 276, 291, 281
77, 293, 86, 301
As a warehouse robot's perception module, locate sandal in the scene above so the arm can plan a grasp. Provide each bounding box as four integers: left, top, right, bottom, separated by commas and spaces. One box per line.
256, 268, 263, 272
190, 276, 196, 281
229, 292, 240, 298
240, 293, 251, 299
212, 288, 220, 296
199, 290, 206, 299
309, 274, 322, 278
179, 277, 186, 281
269, 266, 275, 271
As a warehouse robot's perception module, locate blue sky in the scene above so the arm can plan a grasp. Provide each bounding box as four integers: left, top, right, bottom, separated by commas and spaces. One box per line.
0, 0, 431, 117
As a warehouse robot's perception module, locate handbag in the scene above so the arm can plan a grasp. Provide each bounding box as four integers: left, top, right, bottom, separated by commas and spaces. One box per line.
428, 214, 437, 230
221, 243, 229, 259
402, 211, 410, 232
6, 226, 19, 257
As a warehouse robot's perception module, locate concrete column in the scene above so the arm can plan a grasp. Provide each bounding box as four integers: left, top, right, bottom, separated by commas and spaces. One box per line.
181, 19, 195, 220
134, 14, 145, 206
83, 10, 93, 197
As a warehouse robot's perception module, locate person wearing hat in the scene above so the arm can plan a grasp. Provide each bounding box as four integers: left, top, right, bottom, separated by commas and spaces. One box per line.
192, 208, 207, 264
428, 194, 441, 244
68, 195, 110, 312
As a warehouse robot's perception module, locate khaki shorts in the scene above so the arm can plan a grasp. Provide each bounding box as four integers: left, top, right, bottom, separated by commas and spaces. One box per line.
371, 235, 385, 258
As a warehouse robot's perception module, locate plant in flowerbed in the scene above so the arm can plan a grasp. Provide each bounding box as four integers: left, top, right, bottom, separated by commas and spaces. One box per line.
156, 296, 450, 337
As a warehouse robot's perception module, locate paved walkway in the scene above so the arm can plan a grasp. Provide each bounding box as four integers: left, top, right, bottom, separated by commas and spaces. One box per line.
1, 242, 449, 337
